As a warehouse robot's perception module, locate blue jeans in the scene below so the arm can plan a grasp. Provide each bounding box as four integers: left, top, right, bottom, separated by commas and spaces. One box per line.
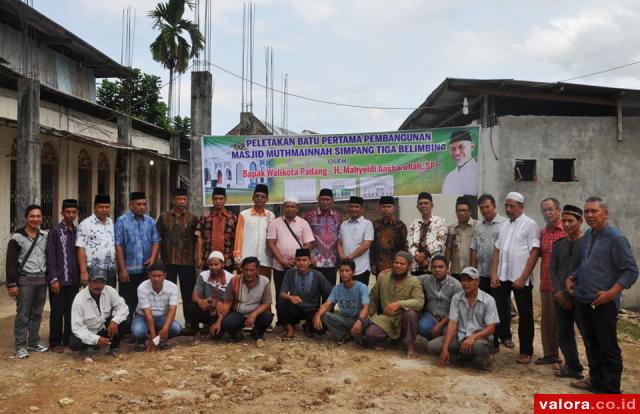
418, 312, 447, 340
130, 314, 182, 343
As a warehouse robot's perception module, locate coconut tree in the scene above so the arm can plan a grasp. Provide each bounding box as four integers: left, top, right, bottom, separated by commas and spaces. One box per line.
148, 0, 204, 118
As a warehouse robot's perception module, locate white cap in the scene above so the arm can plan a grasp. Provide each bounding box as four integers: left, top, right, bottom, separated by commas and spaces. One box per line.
283, 196, 299, 204
208, 251, 225, 262
506, 191, 525, 204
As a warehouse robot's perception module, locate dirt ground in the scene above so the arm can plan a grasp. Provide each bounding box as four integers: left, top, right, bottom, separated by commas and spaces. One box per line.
0, 295, 638, 414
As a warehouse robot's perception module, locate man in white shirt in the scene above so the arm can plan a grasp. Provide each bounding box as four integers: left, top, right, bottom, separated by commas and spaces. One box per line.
130, 261, 182, 352
69, 268, 129, 357
490, 192, 540, 363
442, 130, 479, 196
337, 196, 374, 286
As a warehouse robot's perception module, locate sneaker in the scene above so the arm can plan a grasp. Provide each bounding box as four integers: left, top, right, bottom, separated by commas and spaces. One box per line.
15, 348, 29, 359
28, 343, 48, 353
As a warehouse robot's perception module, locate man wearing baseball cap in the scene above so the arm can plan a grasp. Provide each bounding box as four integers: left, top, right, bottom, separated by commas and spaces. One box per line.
69, 268, 129, 357
427, 266, 500, 371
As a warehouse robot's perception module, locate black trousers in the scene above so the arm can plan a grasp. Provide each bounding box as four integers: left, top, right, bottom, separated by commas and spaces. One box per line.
220, 311, 273, 340
49, 284, 79, 347
479, 277, 491, 294
355, 270, 371, 287
273, 269, 288, 301
315, 267, 337, 285
189, 302, 218, 330
276, 300, 318, 327
556, 302, 585, 374
165, 265, 197, 325
119, 272, 147, 325
68, 317, 121, 350
576, 302, 622, 393
492, 282, 534, 355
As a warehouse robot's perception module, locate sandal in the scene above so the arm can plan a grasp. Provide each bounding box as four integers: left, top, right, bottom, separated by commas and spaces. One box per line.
516, 355, 531, 364
570, 379, 599, 393
555, 366, 584, 380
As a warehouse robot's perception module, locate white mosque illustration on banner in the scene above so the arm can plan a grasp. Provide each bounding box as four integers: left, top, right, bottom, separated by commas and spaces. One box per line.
283, 178, 317, 202
319, 178, 357, 200
202, 142, 271, 191
359, 175, 395, 198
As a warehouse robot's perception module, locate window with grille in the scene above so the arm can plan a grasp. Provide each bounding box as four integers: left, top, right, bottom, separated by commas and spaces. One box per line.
514, 159, 536, 182
136, 160, 146, 194
149, 164, 158, 218
97, 152, 110, 195
41, 143, 58, 230
78, 149, 93, 221
551, 158, 576, 182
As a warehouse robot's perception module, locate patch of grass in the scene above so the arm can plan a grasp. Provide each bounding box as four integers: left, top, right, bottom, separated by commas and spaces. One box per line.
618, 319, 640, 342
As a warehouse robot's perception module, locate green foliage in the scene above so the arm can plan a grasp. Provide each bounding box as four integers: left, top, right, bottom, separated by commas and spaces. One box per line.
97, 68, 169, 129
171, 115, 191, 140
148, 0, 204, 74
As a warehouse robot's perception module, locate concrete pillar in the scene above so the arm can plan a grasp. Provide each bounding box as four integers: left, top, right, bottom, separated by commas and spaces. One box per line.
15, 78, 41, 228
115, 115, 132, 217
190, 71, 212, 215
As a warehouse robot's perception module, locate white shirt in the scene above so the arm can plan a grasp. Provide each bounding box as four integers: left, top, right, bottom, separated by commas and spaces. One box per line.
71, 285, 129, 345
136, 279, 179, 317
494, 214, 540, 285
339, 216, 374, 274
442, 158, 479, 195
236, 208, 276, 266
76, 214, 116, 271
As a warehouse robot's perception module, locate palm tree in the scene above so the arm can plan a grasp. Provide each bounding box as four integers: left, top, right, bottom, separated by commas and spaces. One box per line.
148, 0, 204, 118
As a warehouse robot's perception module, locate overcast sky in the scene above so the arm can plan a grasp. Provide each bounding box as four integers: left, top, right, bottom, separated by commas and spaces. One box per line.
34, 0, 640, 135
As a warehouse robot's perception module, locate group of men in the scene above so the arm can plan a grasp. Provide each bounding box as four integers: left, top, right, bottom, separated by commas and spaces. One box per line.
5, 183, 637, 394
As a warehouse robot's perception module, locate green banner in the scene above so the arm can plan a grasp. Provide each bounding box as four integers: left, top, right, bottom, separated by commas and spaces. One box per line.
201, 127, 480, 206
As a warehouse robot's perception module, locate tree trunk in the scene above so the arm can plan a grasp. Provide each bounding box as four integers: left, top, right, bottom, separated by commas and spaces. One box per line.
167, 67, 174, 120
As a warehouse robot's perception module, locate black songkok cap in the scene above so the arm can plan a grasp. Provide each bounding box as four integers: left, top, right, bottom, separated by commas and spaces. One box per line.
174, 188, 188, 197
62, 199, 79, 209
456, 196, 471, 207
147, 261, 166, 273
213, 187, 226, 197
450, 130, 472, 144
130, 191, 146, 201
418, 192, 433, 202
562, 204, 583, 219
349, 196, 364, 205
94, 194, 111, 205
295, 248, 311, 258
319, 188, 333, 198
254, 184, 269, 196
430, 254, 448, 266
379, 196, 394, 205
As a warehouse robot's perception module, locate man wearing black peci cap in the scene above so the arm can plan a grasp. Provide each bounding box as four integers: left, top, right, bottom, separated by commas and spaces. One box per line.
407, 192, 448, 273
77, 194, 117, 288
371, 196, 407, 276
156, 188, 198, 331
550, 204, 586, 380
115, 191, 161, 320
277, 248, 333, 340
304, 188, 343, 286
446, 196, 476, 280
196, 187, 237, 273
442, 129, 478, 195
337, 196, 375, 286
46, 199, 80, 352
233, 184, 275, 278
